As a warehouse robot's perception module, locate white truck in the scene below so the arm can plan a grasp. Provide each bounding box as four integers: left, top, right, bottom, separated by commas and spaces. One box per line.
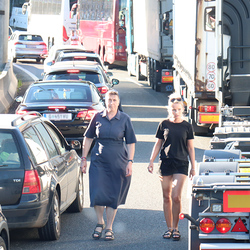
126, 0, 174, 92
173, 0, 250, 134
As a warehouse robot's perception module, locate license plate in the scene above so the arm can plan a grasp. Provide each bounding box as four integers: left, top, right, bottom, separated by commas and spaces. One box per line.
44, 113, 72, 121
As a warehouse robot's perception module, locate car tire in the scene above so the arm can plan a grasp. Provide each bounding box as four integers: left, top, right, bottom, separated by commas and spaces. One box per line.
13, 58, 17, 63
0, 236, 7, 250
38, 192, 61, 241
36, 58, 41, 63
67, 171, 84, 213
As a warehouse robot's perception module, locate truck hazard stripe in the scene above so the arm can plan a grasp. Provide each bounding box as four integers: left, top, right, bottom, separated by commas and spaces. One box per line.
223, 190, 250, 212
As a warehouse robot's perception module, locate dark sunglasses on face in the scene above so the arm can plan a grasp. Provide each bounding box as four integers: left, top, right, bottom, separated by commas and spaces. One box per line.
170, 97, 182, 102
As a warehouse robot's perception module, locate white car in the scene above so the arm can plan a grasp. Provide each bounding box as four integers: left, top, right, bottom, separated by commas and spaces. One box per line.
8, 31, 48, 63
43, 44, 87, 73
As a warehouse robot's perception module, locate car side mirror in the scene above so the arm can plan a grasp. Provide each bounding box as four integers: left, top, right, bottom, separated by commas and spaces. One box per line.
15, 96, 23, 103
112, 79, 119, 85
70, 140, 81, 150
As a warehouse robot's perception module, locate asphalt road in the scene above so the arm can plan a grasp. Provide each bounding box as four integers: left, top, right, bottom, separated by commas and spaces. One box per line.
8, 60, 212, 250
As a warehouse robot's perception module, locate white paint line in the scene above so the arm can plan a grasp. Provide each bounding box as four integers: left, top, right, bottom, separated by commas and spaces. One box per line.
126, 77, 144, 86
13, 64, 39, 81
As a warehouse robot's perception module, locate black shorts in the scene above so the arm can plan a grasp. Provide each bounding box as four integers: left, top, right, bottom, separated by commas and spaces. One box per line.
159, 158, 189, 176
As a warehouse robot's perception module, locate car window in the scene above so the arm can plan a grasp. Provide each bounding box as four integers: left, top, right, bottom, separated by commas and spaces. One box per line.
19, 35, 43, 41
91, 85, 102, 103
25, 84, 92, 102
44, 123, 66, 155
0, 132, 21, 168
34, 123, 58, 158
23, 127, 48, 165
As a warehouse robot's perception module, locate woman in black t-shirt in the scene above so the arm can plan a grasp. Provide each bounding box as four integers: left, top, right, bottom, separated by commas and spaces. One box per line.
148, 93, 195, 241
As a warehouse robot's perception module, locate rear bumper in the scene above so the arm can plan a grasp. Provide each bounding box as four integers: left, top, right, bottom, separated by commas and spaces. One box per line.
3, 195, 50, 229
201, 243, 250, 249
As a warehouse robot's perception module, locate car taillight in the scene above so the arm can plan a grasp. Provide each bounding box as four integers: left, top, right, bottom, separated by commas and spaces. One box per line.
200, 218, 215, 233
77, 110, 97, 120
74, 56, 87, 59
198, 105, 217, 112
14, 42, 22, 45
216, 218, 231, 233
22, 170, 41, 194
98, 86, 108, 94
67, 69, 80, 73
48, 106, 66, 110
16, 110, 28, 115
39, 42, 47, 47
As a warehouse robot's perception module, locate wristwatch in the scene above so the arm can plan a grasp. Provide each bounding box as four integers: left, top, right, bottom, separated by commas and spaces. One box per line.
128, 159, 133, 163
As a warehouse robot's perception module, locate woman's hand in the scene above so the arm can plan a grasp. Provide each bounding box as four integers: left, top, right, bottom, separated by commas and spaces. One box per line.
189, 168, 196, 180
80, 159, 87, 174
125, 162, 132, 177
147, 162, 154, 173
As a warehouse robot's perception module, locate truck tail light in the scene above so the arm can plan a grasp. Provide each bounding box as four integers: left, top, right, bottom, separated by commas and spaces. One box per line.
216, 218, 231, 233
198, 105, 217, 112
97, 86, 108, 94
22, 170, 41, 194
63, 26, 69, 42
77, 110, 97, 120
200, 218, 215, 233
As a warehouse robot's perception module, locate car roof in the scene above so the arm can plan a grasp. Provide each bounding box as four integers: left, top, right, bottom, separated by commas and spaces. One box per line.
58, 51, 100, 58
32, 80, 94, 87
46, 61, 102, 73
0, 113, 43, 130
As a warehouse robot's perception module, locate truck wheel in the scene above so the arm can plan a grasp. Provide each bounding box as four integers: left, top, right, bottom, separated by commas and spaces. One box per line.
38, 192, 61, 241
67, 171, 84, 213
0, 236, 7, 250
136, 56, 144, 81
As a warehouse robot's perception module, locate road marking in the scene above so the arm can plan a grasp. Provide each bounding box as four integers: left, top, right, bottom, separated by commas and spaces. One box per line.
13, 64, 39, 81
126, 78, 144, 86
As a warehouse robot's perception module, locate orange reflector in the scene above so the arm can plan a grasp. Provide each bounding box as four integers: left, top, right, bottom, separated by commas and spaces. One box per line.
162, 76, 173, 83
199, 113, 219, 124
223, 191, 250, 212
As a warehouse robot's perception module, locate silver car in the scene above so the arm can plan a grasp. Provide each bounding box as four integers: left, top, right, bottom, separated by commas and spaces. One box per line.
8, 31, 48, 63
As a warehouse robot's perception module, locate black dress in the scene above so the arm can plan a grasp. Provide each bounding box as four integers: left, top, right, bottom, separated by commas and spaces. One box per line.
84, 109, 137, 209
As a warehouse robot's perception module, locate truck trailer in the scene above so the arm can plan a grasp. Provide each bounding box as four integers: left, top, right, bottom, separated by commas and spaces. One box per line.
125, 0, 174, 93
173, 0, 250, 134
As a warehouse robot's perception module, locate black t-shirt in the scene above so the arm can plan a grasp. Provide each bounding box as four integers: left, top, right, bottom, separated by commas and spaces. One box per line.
156, 119, 194, 161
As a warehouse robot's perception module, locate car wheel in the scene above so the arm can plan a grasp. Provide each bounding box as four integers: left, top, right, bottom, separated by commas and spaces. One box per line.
0, 236, 7, 250
13, 57, 17, 63
67, 171, 84, 213
36, 58, 41, 63
38, 192, 61, 241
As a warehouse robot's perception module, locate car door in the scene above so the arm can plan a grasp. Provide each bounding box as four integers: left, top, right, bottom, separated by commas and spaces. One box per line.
44, 122, 79, 205
33, 122, 68, 211
0, 131, 23, 206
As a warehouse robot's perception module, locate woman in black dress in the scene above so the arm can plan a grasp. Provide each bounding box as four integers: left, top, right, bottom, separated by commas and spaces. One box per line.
81, 89, 136, 241
148, 93, 195, 241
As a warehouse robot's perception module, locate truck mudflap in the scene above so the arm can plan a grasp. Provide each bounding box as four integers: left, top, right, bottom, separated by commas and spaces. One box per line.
200, 243, 250, 249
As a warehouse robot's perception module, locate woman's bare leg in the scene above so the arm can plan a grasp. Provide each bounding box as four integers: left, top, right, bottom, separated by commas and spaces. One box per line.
93, 205, 105, 237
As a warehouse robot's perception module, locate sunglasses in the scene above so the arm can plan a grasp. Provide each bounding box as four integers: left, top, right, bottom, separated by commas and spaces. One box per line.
170, 98, 182, 102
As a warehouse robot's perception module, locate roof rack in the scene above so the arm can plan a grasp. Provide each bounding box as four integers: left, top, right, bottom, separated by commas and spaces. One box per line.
11, 112, 42, 127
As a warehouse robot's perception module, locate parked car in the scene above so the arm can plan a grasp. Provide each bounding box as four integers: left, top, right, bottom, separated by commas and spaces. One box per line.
0, 205, 10, 250
8, 31, 48, 63
43, 61, 119, 98
15, 80, 105, 143
43, 44, 87, 73
0, 113, 83, 241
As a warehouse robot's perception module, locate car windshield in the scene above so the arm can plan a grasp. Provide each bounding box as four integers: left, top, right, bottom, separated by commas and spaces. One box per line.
45, 71, 104, 83
19, 35, 43, 41
25, 85, 92, 103
0, 132, 21, 168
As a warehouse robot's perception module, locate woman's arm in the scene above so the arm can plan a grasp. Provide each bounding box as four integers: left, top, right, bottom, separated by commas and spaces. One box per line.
80, 137, 93, 174
187, 139, 196, 179
148, 138, 164, 173
125, 143, 135, 177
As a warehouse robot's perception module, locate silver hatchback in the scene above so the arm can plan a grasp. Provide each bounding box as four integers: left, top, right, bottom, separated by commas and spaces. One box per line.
8, 31, 48, 63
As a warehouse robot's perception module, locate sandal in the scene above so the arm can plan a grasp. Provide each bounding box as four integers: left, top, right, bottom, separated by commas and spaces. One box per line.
104, 229, 114, 241
92, 223, 105, 240
163, 229, 173, 239
172, 229, 181, 241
